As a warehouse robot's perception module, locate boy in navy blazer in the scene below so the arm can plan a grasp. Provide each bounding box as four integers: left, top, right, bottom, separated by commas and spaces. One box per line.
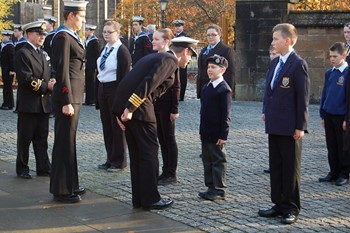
259, 23, 310, 224
198, 55, 232, 201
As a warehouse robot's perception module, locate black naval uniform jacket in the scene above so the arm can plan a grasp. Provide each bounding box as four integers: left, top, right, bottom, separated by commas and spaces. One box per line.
15, 44, 52, 113
1, 42, 15, 75
113, 52, 178, 121
43, 31, 55, 61
1, 41, 15, 108
15, 38, 27, 53
85, 35, 100, 70
51, 31, 85, 105
129, 32, 153, 66
197, 40, 235, 98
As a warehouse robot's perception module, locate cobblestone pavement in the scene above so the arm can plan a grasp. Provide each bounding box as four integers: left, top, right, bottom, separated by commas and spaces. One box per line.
1, 84, 350, 233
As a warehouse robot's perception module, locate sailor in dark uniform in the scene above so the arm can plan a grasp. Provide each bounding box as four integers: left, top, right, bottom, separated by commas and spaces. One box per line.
13, 24, 28, 113
129, 16, 153, 66
13, 24, 27, 53
15, 21, 54, 179
0, 30, 15, 110
173, 20, 188, 101
83, 24, 100, 106
50, 0, 88, 204
113, 36, 198, 211
42, 15, 57, 60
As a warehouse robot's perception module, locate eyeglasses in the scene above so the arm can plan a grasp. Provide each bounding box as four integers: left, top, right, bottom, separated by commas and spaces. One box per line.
206, 33, 218, 38
102, 31, 115, 35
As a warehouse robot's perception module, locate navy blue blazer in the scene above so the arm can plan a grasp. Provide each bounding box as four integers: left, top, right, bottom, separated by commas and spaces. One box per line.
263, 51, 310, 136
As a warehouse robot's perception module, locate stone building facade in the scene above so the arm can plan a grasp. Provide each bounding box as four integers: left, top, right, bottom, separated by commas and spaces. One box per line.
235, 0, 350, 102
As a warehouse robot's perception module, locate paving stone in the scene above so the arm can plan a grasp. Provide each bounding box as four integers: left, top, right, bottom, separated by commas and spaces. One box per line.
1, 84, 350, 232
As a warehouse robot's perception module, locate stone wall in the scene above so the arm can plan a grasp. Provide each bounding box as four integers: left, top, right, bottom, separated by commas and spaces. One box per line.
9, 2, 52, 24
235, 0, 294, 101
235, 0, 350, 103
289, 11, 350, 103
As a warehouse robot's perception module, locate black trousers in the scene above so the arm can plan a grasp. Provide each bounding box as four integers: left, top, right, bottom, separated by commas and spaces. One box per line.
269, 134, 301, 215
125, 119, 161, 208
2, 72, 14, 108
98, 81, 126, 168
50, 103, 81, 196
16, 112, 51, 175
201, 142, 227, 195
84, 68, 96, 105
324, 113, 350, 178
155, 109, 178, 177
179, 67, 187, 101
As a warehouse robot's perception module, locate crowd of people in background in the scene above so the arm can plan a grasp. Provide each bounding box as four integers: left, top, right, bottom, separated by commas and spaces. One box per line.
2, 0, 350, 226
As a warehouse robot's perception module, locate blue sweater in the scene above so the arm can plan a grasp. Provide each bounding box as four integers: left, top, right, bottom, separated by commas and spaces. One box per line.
320, 66, 348, 118
200, 80, 232, 143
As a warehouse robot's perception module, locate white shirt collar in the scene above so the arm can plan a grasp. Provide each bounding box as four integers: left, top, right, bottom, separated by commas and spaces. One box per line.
332, 62, 348, 73
209, 75, 224, 88
27, 41, 40, 50
279, 49, 294, 63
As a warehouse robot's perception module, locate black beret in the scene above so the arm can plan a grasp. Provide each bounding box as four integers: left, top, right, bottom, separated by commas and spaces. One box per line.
206, 55, 228, 68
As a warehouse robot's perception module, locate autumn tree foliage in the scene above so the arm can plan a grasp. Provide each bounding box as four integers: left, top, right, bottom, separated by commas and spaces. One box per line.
114, 0, 235, 45
0, 0, 16, 35
295, 0, 350, 10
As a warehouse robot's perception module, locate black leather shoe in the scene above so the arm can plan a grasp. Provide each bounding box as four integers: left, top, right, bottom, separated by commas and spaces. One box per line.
158, 176, 177, 185
53, 194, 81, 203
74, 187, 86, 195
335, 177, 349, 186
198, 191, 208, 198
281, 213, 298, 224
319, 173, 337, 182
0, 106, 12, 110
147, 198, 173, 210
17, 172, 32, 179
97, 163, 110, 170
37, 172, 50, 177
258, 207, 281, 217
199, 192, 225, 201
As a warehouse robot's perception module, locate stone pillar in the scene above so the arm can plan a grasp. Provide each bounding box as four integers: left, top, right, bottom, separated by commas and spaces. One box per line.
235, 0, 297, 100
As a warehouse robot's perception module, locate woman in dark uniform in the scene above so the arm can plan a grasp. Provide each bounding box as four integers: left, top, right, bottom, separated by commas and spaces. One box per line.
50, 0, 88, 203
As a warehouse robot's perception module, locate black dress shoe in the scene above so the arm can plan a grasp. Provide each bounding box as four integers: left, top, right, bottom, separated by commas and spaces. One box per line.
198, 191, 208, 198
17, 173, 32, 179
74, 187, 86, 195
281, 213, 298, 224
53, 194, 81, 203
335, 177, 349, 186
0, 106, 12, 110
319, 173, 337, 182
258, 207, 281, 217
199, 192, 225, 201
37, 172, 50, 177
97, 163, 110, 170
146, 198, 173, 210
158, 176, 177, 185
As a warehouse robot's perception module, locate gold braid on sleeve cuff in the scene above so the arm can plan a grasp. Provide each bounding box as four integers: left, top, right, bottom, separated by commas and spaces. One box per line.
31, 79, 42, 92
128, 93, 146, 108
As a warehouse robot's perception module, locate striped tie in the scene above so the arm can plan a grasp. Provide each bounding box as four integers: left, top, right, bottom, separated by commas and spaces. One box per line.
271, 59, 284, 89
100, 47, 114, 71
